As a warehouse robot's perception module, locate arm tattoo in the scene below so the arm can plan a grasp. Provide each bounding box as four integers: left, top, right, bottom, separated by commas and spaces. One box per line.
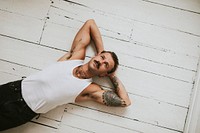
110, 76, 120, 92
112, 76, 119, 88
102, 91, 126, 106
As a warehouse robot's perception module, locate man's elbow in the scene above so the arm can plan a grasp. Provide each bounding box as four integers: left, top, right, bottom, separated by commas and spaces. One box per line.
124, 99, 132, 107
86, 19, 96, 26
86, 19, 95, 23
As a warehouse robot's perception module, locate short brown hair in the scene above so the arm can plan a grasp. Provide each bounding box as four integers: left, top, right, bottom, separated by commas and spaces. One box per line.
101, 50, 119, 74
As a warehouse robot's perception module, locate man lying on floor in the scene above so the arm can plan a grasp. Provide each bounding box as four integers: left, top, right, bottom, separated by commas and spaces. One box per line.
0, 19, 131, 131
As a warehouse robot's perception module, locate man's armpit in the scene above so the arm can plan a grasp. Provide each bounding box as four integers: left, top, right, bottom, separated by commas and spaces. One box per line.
102, 90, 126, 107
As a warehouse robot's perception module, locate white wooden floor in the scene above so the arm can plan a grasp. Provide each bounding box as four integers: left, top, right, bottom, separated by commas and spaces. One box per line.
0, 0, 200, 133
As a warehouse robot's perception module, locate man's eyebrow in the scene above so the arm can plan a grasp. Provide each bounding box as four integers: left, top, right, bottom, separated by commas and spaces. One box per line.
102, 54, 110, 68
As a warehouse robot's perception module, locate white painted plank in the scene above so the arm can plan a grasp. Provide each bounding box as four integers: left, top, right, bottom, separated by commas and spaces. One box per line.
57, 123, 94, 133
64, 104, 181, 133
147, 0, 200, 13
184, 56, 200, 133
0, 35, 193, 107
31, 105, 66, 129
121, 68, 192, 107
131, 21, 200, 57
61, 112, 140, 133
74, 93, 188, 131
119, 53, 195, 83
0, 59, 38, 84
0, 72, 22, 84
0, 0, 51, 19
31, 117, 59, 129
47, 4, 133, 41
0, 60, 38, 77
40, 22, 77, 51
40, 105, 66, 122
67, 0, 200, 36
0, 36, 62, 69
0, 10, 44, 43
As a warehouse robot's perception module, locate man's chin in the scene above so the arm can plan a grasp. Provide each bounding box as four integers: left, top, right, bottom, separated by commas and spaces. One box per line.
88, 65, 96, 73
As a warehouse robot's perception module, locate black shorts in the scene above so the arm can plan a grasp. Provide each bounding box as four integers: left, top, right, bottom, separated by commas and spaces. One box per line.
0, 80, 37, 131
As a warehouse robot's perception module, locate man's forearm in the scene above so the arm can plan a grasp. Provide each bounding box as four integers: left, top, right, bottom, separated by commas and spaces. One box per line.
109, 74, 131, 106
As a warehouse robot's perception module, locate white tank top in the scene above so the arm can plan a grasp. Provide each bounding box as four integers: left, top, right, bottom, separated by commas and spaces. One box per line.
21, 60, 92, 113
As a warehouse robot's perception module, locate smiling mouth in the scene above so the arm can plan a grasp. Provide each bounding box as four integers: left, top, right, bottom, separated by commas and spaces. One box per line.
94, 60, 100, 69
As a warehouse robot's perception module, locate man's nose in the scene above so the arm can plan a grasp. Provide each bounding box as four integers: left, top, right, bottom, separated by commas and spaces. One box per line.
99, 59, 105, 64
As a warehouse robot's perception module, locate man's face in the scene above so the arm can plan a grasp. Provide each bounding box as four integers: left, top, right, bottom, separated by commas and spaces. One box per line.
88, 52, 115, 76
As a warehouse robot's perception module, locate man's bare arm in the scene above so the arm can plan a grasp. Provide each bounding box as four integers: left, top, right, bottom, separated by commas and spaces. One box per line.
58, 19, 104, 61
102, 90, 127, 106
108, 73, 131, 106
70, 19, 104, 55
76, 81, 131, 107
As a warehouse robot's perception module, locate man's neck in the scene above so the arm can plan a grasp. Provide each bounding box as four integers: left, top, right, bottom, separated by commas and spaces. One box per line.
74, 64, 93, 79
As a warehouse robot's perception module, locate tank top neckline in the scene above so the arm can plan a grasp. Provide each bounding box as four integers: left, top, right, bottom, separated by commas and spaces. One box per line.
69, 60, 92, 82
